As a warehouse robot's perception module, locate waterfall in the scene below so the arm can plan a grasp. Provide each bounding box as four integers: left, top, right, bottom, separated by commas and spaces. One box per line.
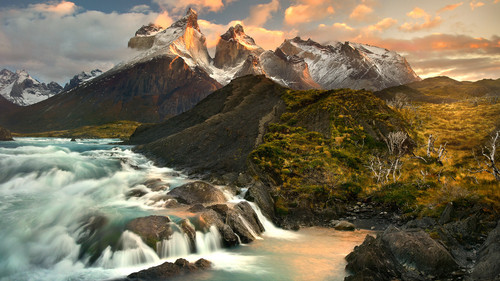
195, 225, 222, 254
156, 231, 191, 258
238, 215, 262, 240
247, 202, 300, 240
95, 231, 160, 269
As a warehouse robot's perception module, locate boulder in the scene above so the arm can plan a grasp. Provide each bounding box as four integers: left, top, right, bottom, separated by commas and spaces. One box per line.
126, 216, 173, 249
471, 221, 500, 280
345, 225, 459, 280
225, 202, 265, 243
439, 202, 454, 225
382, 226, 459, 277
168, 181, 227, 205
334, 220, 355, 231
127, 258, 211, 280
0, 126, 13, 141
197, 209, 239, 247
179, 219, 196, 251
244, 181, 275, 220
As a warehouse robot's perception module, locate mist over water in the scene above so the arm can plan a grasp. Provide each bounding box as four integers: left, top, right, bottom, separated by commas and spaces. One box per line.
0, 138, 370, 281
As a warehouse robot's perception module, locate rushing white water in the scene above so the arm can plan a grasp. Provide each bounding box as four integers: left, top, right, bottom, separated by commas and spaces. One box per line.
0, 138, 369, 281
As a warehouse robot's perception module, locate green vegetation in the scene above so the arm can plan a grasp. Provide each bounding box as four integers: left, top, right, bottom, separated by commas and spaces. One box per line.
13, 120, 143, 139
250, 86, 500, 219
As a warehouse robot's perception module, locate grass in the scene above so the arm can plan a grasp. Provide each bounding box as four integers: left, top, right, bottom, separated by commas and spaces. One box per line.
13, 120, 144, 140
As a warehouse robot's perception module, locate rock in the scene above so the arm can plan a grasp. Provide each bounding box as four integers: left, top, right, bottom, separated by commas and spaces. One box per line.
0, 126, 13, 141
126, 188, 148, 198
244, 181, 275, 220
188, 204, 207, 213
70, 137, 76, 142
439, 202, 454, 225
334, 220, 355, 231
144, 178, 169, 192
345, 225, 459, 280
471, 221, 500, 280
126, 216, 173, 249
127, 258, 211, 280
382, 226, 459, 277
168, 181, 227, 205
226, 202, 264, 243
179, 219, 196, 251
197, 209, 239, 247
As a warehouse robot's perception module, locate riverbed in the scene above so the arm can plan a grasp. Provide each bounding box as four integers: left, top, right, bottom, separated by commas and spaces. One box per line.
0, 138, 370, 281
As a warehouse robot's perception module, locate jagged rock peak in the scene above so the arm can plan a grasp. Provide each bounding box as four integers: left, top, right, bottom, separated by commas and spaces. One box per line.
220, 24, 258, 47
135, 23, 163, 37
171, 8, 200, 32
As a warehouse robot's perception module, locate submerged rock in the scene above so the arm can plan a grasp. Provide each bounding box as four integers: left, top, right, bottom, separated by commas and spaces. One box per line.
168, 181, 227, 205
126, 258, 211, 280
334, 221, 355, 231
126, 215, 173, 249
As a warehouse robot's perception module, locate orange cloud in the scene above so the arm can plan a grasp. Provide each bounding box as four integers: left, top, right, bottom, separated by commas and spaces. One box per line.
244, 0, 280, 27
154, 11, 173, 28
400, 7, 442, 32
349, 4, 373, 21
368, 18, 397, 32
437, 2, 463, 13
470, 0, 485, 10
284, 1, 335, 26
31, 1, 76, 15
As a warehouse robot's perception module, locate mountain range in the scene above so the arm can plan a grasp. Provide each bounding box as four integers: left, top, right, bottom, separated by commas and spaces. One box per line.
0, 8, 420, 133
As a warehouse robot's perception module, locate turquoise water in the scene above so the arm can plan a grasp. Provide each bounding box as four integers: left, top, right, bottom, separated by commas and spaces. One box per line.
0, 138, 369, 281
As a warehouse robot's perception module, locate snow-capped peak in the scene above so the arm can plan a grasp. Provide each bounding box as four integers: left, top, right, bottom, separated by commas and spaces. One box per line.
0, 69, 62, 106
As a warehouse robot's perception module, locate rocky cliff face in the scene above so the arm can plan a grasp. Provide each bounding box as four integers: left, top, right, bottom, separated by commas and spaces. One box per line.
63, 69, 102, 91
128, 23, 164, 50
278, 37, 421, 91
213, 24, 264, 68
0, 69, 62, 106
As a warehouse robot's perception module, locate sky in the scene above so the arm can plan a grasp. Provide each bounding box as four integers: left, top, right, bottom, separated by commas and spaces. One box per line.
0, 0, 499, 84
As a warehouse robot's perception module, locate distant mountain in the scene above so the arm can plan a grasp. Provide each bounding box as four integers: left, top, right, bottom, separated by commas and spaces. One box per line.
63, 69, 103, 91
375, 76, 500, 103
0, 9, 221, 133
0, 69, 62, 106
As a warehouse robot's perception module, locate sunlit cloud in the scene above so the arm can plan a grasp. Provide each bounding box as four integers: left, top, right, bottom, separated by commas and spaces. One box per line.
437, 2, 463, 13
130, 5, 153, 13
30, 0, 77, 15
470, 0, 485, 10
284, 1, 335, 26
154, 11, 173, 28
400, 7, 442, 32
367, 18, 398, 32
244, 0, 279, 27
349, 4, 373, 21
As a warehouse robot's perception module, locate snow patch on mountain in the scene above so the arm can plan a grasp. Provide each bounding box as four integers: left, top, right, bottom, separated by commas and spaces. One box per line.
0, 69, 62, 106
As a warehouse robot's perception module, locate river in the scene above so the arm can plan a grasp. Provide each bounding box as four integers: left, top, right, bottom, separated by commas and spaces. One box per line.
0, 138, 371, 281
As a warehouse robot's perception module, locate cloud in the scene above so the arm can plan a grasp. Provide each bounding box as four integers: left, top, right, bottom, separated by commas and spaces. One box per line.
30, 1, 77, 15
349, 4, 373, 21
437, 2, 463, 13
367, 18, 397, 32
284, 1, 335, 25
470, 0, 485, 10
154, 11, 173, 28
359, 34, 500, 81
130, 5, 152, 13
152, 0, 231, 14
400, 7, 442, 32
0, 2, 159, 84
244, 0, 279, 27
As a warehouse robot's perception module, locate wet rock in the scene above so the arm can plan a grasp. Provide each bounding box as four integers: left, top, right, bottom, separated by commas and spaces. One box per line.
144, 178, 169, 192
126, 188, 148, 198
70, 138, 76, 142
188, 204, 206, 213
126, 215, 173, 249
197, 209, 239, 247
334, 221, 355, 231
168, 181, 227, 205
0, 126, 13, 141
225, 202, 264, 243
471, 221, 500, 280
208, 204, 229, 217
126, 258, 211, 280
244, 181, 275, 220
180, 219, 196, 251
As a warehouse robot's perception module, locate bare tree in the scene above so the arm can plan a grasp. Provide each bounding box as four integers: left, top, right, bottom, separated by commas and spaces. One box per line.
471, 130, 500, 181
426, 134, 437, 157
368, 131, 409, 184
387, 93, 410, 110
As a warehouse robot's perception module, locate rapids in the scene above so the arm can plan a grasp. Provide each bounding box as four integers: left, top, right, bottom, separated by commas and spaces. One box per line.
0, 138, 370, 281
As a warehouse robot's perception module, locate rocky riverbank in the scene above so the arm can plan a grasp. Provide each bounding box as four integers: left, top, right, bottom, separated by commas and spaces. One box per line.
0, 126, 13, 141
